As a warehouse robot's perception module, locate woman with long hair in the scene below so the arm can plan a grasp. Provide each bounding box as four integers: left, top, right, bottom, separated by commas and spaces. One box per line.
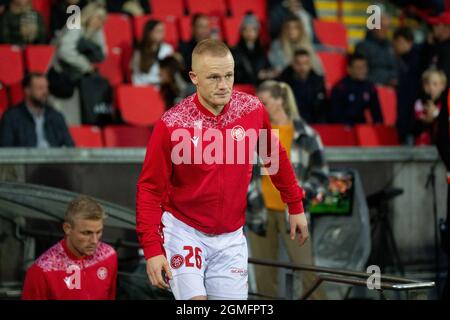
268, 16, 322, 75
249, 80, 328, 299
132, 19, 173, 86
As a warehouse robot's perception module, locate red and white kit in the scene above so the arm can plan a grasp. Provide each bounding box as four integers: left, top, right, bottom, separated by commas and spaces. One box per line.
22, 239, 117, 300
136, 91, 305, 299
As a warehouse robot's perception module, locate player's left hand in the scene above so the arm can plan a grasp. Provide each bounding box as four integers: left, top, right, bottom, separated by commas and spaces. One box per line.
289, 213, 309, 246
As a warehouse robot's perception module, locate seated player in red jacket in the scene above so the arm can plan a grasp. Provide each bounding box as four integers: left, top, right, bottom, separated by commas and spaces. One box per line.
22, 196, 118, 300
136, 39, 308, 300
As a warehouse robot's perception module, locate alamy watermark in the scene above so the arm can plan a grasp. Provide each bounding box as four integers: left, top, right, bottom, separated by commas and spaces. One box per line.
366, 265, 381, 290
66, 5, 81, 30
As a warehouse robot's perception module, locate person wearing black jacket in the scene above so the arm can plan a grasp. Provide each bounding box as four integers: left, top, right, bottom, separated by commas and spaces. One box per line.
329, 53, 384, 125
428, 12, 450, 83
0, 73, 74, 148
277, 49, 327, 123
232, 13, 275, 86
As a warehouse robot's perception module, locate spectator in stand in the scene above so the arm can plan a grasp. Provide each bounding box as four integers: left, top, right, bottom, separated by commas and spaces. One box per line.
269, 0, 317, 41
427, 12, 450, 82
131, 19, 174, 86
0, 73, 74, 148
0, 0, 47, 45
48, 1, 107, 125
232, 13, 277, 86
412, 67, 447, 145
179, 14, 212, 72
268, 16, 322, 77
392, 26, 424, 145
50, 0, 87, 40
329, 53, 383, 126
277, 49, 327, 123
106, 0, 149, 16
354, 12, 398, 86
159, 56, 191, 108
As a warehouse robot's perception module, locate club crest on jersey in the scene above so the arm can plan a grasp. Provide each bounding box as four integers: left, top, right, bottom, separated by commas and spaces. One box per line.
231, 125, 245, 141
171, 254, 184, 269
97, 267, 108, 280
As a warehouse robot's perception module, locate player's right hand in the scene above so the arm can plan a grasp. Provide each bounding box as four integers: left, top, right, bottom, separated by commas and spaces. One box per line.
146, 255, 173, 290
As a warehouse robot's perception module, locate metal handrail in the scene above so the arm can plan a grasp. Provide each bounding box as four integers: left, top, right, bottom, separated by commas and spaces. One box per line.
248, 257, 435, 300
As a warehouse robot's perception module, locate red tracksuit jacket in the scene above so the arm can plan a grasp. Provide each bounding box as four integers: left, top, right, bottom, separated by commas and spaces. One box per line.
136, 91, 305, 260
22, 239, 117, 300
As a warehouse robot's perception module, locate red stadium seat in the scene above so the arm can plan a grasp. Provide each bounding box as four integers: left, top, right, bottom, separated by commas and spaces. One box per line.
117, 85, 165, 126
9, 82, 24, 106
233, 84, 256, 95
69, 126, 104, 147
376, 85, 397, 127
355, 124, 399, 146
0, 84, 8, 117
310, 124, 357, 146
24, 45, 55, 73
313, 20, 348, 51
104, 14, 133, 51
31, 0, 51, 30
0, 45, 24, 86
149, 0, 185, 17
186, 0, 227, 17
317, 51, 347, 93
134, 15, 179, 49
227, 0, 267, 23
222, 17, 242, 46
103, 125, 152, 147
97, 48, 123, 87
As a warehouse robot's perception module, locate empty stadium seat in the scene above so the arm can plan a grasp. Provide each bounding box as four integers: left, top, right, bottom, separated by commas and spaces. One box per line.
376, 85, 397, 127
310, 124, 357, 146
149, 0, 185, 17
104, 14, 133, 51
97, 48, 123, 87
9, 83, 24, 106
355, 124, 399, 146
31, 0, 51, 30
0, 84, 8, 117
24, 45, 55, 73
227, 0, 267, 23
313, 20, 348, 51
317, 51, 347, 93
233, 84, 256, 95
134, 15, 179, 49
103, 125, 152, 147
222, 17, 242, 46
69, 126, 104, 147
0, 45, 24, 86
186, 0, 227, 17
117, 85, 165, 126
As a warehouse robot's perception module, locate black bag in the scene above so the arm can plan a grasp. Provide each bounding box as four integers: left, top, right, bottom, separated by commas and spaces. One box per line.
47, 66, 77, 99
77, 37, 105, 63
79, 73, 114, 125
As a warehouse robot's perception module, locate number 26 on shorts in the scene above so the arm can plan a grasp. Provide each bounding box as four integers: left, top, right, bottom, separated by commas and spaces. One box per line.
183, 246, 202, 269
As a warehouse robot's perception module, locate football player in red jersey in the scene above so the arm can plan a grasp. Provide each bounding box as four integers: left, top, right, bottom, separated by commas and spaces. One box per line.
22, 196, 118, 300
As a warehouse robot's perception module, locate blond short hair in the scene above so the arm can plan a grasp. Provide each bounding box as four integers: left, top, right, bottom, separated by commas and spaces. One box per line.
81, 1, 107, 28
64, 195, 107, 226
192, 39, 231, 61
422, 67, 447, 87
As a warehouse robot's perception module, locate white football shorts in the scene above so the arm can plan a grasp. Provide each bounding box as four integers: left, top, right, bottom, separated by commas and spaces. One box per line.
161, 211, 248, 300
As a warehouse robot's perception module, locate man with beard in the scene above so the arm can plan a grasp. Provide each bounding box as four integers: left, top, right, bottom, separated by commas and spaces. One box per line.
0, 72, 74, 147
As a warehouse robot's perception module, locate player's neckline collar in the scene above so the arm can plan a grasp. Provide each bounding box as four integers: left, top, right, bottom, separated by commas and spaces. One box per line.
193, 93, 230, 118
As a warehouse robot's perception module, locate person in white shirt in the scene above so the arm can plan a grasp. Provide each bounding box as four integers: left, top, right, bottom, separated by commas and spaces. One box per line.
132, 19, 174, 86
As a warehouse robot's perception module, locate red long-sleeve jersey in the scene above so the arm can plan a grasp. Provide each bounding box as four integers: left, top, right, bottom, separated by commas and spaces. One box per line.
22, 239, 117, 300
136, 91, 305, 260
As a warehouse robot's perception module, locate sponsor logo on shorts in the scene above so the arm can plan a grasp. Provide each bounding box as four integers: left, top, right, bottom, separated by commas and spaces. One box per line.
97, 267, 108, 280
171, 254, 185, 269
230, 268, 248, 277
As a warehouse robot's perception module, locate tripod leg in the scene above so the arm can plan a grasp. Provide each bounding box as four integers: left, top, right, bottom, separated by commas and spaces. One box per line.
385, 215, 405, 276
